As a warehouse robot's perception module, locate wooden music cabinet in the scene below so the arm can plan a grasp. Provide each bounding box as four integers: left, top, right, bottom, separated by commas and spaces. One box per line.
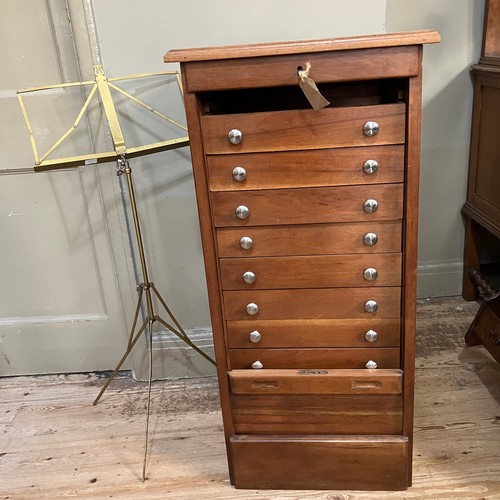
165, 30, 440, 491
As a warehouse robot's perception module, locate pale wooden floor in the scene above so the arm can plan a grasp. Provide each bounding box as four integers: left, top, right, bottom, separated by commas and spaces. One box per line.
1, 297, 499, 499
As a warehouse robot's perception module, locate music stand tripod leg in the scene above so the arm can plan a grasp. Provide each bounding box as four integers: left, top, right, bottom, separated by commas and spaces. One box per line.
93, 316, 149, 406
151, 283, 216, 365
93, 156, 216, 480
155, 315, 216, 366
142, 318, 154, 481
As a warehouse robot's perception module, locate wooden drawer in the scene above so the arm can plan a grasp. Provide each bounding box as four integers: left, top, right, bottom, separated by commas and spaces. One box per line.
202, 103, 405, 154
231, 394, 403, 435
223, 287, 401, 321
216, 221, 402, 257
182, 45, 419, 92
229, 369, 403, 435
212, 184, 403, 227
226, 318, 401, 348
229, 435, 409, 490
229, 368, 403, 394
207, 145, 404, 191
220, 253, 402, 290
229, 347, 400, 370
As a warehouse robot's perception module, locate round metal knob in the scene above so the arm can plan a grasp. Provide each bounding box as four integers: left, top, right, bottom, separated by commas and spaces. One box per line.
228, 129, 243, 144
243, 271, 256, 284
363, 199, 379, 213
363, 232, 378, 246
246, 303, 259, 315
239, 236, 253, 250
364, 300, 378, 313
363, 121, 379, 137
249, 331, 262, 343
365, 360, 378, 369
232, 166, 246, 181
251, 360, 263, 369
235, 205, 250, 219
363, 159, 379, 174
364, 330, 379, 343
363, 268, 378, 281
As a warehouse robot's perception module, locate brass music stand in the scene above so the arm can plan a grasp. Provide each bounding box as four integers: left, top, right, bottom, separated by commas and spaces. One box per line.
18, 66, 216, 481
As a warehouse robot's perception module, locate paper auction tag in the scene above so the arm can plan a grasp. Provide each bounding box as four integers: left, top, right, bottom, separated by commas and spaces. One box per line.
298, 63, 330, 111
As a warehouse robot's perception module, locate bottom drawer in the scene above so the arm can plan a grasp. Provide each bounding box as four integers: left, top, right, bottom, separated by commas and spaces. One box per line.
230, 435, 409, 490
231, 393, 402, 435
229, 347, 400, 369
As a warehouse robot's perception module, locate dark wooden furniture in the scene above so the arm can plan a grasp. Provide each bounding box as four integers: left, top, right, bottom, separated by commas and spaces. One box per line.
465, 271, 500, 363
462, 0, 500, 363
165, 30, 440, 491
463, 0, 500, 300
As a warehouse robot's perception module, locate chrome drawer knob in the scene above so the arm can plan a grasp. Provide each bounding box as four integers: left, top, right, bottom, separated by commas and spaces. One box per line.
227, 129, 243, 144
365, 360, 378, 369
363, 268, 378, 281
364, 329, 379, 343
239, 236, 253, 249
232, 166, 246, 181
363, 121, 379, 137
363, 199, 379, 213
363, 159, 379, 174
251, 360, 263, 369
246, 303, 259, 315
235, 205, 250, 219
363, 232, 379, 246
243, 271, 256, 284
249, 330, 262, 343
364, 300, 378, 313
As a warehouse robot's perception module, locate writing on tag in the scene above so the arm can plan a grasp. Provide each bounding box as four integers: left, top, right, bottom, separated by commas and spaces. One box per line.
298, 63, 330, 111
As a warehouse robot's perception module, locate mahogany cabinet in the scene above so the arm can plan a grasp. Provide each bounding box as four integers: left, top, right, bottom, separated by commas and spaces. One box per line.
165, 30, 440, 491
462, 0, 500, 300
462, 0, 500, 362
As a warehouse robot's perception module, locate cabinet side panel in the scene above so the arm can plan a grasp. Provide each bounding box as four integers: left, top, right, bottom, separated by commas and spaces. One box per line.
402, 46, 423, 486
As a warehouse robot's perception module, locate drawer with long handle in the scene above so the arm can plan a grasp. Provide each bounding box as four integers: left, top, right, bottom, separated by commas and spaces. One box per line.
229, 368, 403, 434
229, 368, 403, 394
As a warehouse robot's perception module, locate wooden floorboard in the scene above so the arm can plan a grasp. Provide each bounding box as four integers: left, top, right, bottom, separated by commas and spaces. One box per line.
1, 297, 499, 499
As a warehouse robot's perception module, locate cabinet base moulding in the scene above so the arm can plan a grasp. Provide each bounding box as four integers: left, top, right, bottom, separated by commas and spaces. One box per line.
229, 435, 409, 490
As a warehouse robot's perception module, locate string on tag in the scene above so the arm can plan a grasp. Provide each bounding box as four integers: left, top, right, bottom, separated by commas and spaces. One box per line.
298, 62, 330, 111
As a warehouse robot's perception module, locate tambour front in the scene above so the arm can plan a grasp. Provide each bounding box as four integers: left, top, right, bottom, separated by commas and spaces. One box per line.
165, 30, 440, 491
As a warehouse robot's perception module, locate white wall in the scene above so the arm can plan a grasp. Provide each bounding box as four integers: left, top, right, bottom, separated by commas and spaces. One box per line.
93, 0, 386, 74
386, 0, 485, 296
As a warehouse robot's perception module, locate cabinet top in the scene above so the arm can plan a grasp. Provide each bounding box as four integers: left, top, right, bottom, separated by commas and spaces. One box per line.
164, 30, 440, 63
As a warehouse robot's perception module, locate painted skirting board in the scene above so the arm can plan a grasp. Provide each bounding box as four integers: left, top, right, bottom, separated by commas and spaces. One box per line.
134, 328, 216, 381
417, 260, 464, 298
